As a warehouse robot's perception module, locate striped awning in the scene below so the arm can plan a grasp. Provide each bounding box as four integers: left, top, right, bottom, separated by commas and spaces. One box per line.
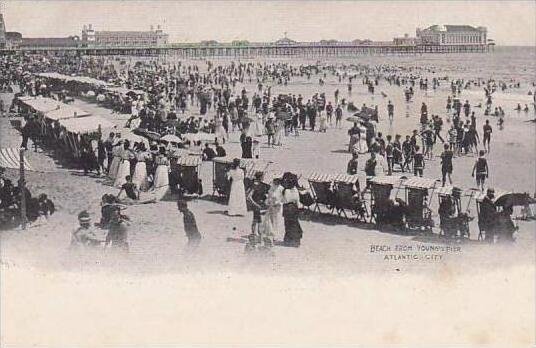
332, 174, 360, 184
0, 148, 33, 171
308, 173, 334, 182
308, 172, 360, 184
436, 185, 471, 196
212, 157, 233, 164
369, 175, 407, 186
213, 157, 256, 166
177, 156, 202, 167
403, 177, 439, 190
245, 161, 271, 178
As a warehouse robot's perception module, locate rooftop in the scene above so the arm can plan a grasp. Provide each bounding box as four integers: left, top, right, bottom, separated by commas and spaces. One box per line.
425, 25, 485, 32
274, 37, 297, 45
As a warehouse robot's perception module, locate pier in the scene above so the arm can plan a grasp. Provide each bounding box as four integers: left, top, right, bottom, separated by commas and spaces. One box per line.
0, 42, 491, 57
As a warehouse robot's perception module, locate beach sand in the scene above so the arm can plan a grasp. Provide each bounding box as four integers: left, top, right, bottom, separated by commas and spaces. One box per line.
1, 60, 534, 276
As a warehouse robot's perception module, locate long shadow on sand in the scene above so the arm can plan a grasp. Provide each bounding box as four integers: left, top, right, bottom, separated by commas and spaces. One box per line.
330, 149, 351, 154
69, 171, 102, 179
300, 209, 375, 230
411, 234, 483, 245
206, 210, 229, 216
30, 145, 90, 174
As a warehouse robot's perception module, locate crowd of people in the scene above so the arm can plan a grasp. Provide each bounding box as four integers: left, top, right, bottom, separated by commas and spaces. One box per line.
0, 168, 55, 228
1, 53, 534, 249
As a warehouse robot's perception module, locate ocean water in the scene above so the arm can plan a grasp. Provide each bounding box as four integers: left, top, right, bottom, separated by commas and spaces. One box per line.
152, 46, 536, 86
352, 46, 536, 84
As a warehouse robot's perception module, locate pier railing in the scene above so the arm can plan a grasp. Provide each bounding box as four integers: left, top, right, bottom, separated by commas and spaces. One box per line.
0, 43, 491, 57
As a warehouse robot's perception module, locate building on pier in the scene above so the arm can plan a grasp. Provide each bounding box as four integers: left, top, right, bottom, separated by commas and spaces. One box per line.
416, 25, 487, 45
81, 24, 169, 48
1, 22, 492, 56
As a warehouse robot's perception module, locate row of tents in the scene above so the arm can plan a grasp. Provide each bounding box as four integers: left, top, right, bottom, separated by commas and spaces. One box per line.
36, 72, 146, 99
17, 96, 116, 159
18, 96, 115, 133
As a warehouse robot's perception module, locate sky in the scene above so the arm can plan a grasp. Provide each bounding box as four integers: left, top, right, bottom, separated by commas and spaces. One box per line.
3, 0, 536, 45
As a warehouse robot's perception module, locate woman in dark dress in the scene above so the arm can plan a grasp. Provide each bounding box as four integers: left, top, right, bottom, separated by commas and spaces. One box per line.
281, 172, 303, 247
241, 136, 253, 159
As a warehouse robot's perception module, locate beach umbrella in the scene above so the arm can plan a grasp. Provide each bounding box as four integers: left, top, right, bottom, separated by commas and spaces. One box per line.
133, 128, 161, 141
120, 131, 149, 146
495, 192, 536, 207
354, 108, 378, 123
346, 116, 361, 123
160, 134, 183, 144
347, 102, 358, 112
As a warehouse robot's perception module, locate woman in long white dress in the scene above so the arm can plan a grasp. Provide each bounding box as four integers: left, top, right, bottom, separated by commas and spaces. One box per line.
253, 113, 263, 137
152, 148, 170, 200
214, 116, 227, 144
353, 124, 369, 154
274, 119, 283, 146
108, 141, 123, 179
319, 111, 328, 132
227, 158, 247, 216
266, 178, 284, 241
114, 142, 133, 188
132, 146, 150, 191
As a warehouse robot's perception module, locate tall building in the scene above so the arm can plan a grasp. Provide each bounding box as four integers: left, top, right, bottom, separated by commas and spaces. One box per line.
81, 24, 169, 47
416, 25, 487, 45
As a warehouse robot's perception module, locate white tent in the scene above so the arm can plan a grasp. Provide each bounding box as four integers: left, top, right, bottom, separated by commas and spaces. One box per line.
45, 105, 91, 120
20, 97, 63, 114
59, 116, 115, 134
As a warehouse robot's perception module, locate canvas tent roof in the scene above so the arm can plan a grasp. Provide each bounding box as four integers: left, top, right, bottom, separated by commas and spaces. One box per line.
20, 97, 63, 114
19, 96, 90, 120
45, 105, 91, 120
37, 72, 109, 87
59, 116, 115, 134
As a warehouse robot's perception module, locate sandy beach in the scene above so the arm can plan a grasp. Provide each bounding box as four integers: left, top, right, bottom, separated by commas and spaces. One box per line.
1, 54, 535, 277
